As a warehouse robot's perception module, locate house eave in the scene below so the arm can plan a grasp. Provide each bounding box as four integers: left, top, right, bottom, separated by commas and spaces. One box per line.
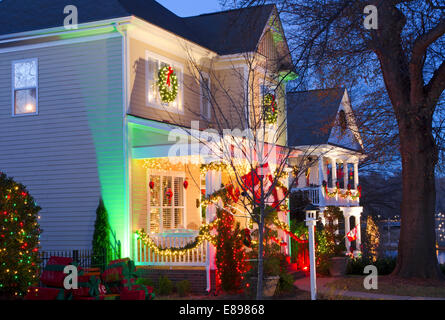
0, 16, 134, 44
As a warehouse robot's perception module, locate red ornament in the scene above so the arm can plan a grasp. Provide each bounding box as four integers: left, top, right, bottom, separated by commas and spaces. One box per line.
149, 181, 155, 189
183, 180, 188, 189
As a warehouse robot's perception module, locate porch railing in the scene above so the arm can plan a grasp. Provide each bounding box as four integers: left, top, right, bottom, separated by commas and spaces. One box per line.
292, 186, 360, 206
298, 187, 320, 205
133, 230, 208, 267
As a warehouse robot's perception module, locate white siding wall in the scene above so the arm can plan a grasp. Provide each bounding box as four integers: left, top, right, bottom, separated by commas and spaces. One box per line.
0, 36, 124, 251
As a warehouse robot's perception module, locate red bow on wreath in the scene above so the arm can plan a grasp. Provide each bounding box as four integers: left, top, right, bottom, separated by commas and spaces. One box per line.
166, 66, 174, 87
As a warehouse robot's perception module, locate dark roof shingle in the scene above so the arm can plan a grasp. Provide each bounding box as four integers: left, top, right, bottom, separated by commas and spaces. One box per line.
183, 5, 275, 55
287, 88, 345, 146
0, 0, 274, 55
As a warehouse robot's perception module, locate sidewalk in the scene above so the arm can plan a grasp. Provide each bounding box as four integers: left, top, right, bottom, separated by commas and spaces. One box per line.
294, 276, 445, 300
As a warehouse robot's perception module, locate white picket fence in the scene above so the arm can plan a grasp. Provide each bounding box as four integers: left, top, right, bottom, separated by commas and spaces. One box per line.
133, 230, 208, 267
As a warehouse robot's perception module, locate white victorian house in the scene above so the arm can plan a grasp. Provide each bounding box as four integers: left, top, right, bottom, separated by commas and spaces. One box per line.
287, 88, 365, 253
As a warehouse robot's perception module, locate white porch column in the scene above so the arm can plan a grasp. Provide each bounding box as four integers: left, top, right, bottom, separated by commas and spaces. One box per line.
205, 169, 220, 293
354, 162, 359, 189
343, 212, 351, 253
331, 158, 337, 203
355, 214, 362, 252
318, 158, 325, 207
331, 158, 337, 186
318, 157, 324, 185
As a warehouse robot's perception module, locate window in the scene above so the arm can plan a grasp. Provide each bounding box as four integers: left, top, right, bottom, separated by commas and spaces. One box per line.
337, 163, 345, 189
12, 59, 38, 116
200, 73, 211, 120
347, 163, 355, 189
148, 172, 185, 233
326, 161, 333, 188
146, 51, 183, 113
260, 83, 278, 127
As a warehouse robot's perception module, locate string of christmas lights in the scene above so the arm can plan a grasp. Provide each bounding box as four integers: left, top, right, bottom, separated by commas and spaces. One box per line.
135, 219, 219, 257
322, 180, 362, 200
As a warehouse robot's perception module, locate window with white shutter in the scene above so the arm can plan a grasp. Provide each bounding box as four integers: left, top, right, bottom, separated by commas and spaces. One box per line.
12, 58, 38, 116
200, 73, 211, 120
147, 171, 186, 233
146, 51, 183, 113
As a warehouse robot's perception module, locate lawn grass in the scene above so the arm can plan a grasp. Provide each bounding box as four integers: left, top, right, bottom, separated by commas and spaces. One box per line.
155, 286, 311, 300
325, 275, 445, 298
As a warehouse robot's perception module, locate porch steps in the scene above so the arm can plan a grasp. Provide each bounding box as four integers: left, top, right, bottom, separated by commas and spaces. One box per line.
287, 263, 306, 280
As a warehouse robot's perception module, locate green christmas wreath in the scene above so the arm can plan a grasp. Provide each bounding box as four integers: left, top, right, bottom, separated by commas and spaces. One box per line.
263, 93, 278, 124
157, 65, 178, 103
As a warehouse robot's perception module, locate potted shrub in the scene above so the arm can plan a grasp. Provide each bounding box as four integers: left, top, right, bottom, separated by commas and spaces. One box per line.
323, 206, 348, 276
248, 256, 281, 297
247, 207, 283, 297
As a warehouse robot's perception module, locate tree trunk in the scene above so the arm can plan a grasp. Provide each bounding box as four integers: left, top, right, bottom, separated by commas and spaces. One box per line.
256, 210, 265, 300
392, 114, 443, 279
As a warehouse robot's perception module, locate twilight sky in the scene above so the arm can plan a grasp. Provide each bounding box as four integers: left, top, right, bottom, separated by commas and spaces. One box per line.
157, 0, 222, 17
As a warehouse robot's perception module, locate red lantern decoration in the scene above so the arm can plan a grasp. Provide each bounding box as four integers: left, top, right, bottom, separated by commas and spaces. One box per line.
149, 181, 155, 189
183, 180, 188, 189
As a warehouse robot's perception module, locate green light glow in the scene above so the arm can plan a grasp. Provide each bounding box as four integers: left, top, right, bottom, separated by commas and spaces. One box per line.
80, 37, 129, 257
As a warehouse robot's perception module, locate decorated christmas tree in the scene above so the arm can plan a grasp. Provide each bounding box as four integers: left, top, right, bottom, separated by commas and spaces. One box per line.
92, 199, 112, 268
363, 215, 380, 262
215, 208, 249, 294
0, 172, 41, 298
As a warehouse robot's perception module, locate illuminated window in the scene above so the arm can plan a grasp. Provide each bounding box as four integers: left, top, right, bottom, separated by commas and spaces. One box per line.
347, 163, 355, 189
146, 51, 183, 113
13, 59, 38, 116
326, 161, 333, 188
148, 172, 185, 233
337, 163, 344, 189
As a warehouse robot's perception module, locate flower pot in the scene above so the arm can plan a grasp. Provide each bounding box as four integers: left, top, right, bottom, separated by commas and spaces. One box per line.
250, 276, 280, 297
329, 256, 348, 277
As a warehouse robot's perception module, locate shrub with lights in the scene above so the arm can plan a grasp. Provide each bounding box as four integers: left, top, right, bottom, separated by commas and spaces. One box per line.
0, 172, 41, 298
214, 208, 249, 294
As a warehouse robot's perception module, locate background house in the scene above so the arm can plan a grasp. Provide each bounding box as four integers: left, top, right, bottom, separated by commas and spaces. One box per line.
287, 88, 365, 253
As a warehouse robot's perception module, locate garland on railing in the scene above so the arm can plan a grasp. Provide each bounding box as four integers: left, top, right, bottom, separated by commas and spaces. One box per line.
273, 217, 308, 244
137, 174, 298, 255
322, 181, 362, 200
135, 219, 219, 257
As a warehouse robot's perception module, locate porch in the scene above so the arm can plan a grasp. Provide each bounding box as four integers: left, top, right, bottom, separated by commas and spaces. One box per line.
127, 117, 293, 294
290, 152, 363, 253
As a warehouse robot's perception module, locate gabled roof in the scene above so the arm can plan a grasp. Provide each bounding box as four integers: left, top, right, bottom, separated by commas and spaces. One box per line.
0, 0, 276, 56
287, 88, 363, 152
